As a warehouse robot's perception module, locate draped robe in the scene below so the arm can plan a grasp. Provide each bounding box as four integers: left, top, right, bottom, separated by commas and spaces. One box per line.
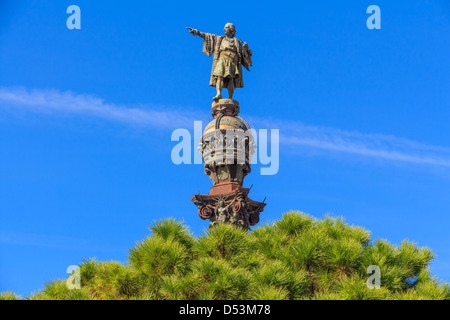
201, 33, 252, 88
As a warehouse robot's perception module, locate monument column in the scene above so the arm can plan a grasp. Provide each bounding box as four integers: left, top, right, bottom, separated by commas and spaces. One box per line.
191, 99, 266, 231
186, 24, 266, 230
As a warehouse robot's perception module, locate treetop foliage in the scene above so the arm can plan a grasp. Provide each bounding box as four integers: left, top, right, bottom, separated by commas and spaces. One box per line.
2, 212, 448, 300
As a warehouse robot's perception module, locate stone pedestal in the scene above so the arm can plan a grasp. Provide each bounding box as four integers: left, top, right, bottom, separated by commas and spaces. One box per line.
191, 99, 266, 231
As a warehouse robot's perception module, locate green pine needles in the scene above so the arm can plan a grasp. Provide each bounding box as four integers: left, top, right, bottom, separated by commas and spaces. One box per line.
3, 211, 449, 300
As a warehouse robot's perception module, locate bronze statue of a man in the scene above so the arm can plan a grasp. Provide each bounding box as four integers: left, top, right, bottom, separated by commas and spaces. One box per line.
186, 23, 253, 101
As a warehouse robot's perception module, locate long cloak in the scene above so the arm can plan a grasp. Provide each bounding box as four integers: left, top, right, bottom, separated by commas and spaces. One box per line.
201, 33, 252, 88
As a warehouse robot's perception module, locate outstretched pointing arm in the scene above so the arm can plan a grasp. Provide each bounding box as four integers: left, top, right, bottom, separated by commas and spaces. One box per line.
186, 27, 215, 57
186, 27, 205, 39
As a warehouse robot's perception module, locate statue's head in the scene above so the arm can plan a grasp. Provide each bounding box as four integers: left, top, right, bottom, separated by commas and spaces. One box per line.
224, 23, 236, 38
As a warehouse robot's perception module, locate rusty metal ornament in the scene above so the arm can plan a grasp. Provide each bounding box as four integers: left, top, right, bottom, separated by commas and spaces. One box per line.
249, 211, 260, 226
199, 206, 213, 220
232, 199, 242, 213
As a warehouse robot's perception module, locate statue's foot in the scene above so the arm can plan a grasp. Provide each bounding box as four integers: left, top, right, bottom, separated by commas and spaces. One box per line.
213, 94, 222, 101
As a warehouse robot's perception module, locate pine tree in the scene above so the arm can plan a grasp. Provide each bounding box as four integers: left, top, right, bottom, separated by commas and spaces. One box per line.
2, 212, 449, 300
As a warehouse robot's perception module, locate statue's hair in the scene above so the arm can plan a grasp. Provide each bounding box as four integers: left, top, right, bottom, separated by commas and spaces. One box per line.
224, 22, 235, 29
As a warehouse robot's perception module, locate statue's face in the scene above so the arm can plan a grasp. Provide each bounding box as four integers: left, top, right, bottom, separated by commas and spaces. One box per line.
224, 23, 236, 38
218, 200, 225, 206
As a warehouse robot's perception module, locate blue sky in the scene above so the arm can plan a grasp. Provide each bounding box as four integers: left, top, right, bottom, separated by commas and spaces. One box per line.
0, 0, 449, 296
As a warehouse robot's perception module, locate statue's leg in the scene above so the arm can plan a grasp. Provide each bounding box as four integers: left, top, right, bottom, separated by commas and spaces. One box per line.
227, 77, 235, 99
213, 77, 223, 101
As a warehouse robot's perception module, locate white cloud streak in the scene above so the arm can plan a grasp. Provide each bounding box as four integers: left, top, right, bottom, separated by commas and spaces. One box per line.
252, 118, 450, 167
1, 86, 450, 167
0, 86, 196, 129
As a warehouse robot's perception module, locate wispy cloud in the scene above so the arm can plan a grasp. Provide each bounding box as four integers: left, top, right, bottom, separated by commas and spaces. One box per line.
0, 86, 196, 129
1, 86, 450, 167
252, 118, 450, 167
